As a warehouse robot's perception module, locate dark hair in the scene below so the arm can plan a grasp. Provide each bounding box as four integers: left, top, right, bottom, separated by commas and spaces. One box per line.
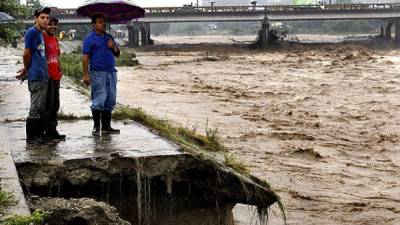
34, 7, 51, 17
49, 17, 58, 24
91, 14, 104, 24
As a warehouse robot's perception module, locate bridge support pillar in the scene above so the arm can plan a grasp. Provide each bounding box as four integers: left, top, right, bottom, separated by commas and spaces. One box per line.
261, 22, 270, 47
140, 23, 152, 46
395, 23, 400, 45
385, 21, 393, 39
127, 24, 140, 48
256, 21, 270, 48
128, 22, 153, 47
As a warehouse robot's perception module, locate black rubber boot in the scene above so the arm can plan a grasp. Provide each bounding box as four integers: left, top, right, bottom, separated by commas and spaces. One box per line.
26, 118, 36, 142
26, 118, 46, 144
92, 110, 101, 135
45, 130, 66, 140
101, 110, 120, 134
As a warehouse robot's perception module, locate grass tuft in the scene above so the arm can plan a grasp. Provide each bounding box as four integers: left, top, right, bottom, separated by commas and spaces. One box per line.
223, 152, 249, 175
4, 209, 48, 225
116, 51, 139, 67
113, 106, 227, 153
60, 54, 84, 87
57, 111, 91, 121
0, 187, 15, 212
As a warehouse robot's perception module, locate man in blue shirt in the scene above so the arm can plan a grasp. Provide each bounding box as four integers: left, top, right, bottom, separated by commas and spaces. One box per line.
21, 7, 51, 144
82, 14, 120, 135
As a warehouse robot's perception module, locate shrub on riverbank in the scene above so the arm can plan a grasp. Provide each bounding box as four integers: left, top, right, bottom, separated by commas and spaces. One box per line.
60, 51, 138, 85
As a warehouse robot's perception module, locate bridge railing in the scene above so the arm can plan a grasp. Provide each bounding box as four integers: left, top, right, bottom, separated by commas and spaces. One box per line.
144, 3, 400, 14
16, 3, 400, 19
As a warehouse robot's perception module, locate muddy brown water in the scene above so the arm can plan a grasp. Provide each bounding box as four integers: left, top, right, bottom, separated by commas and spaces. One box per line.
116, 35, 400, 225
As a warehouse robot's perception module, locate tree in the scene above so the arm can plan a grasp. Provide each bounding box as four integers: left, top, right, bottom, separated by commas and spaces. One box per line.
0, 0, 28, 45
0, 0, 27, 16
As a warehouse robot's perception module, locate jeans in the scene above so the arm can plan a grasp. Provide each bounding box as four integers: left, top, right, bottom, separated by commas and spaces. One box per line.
89, 70, 117, 111
28, 80, 48, 119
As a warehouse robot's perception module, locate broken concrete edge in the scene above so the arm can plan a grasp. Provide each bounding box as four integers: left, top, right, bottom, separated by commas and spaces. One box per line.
0, 128, 31, 222
15, 152, 285, 223
185, 150, 287, 224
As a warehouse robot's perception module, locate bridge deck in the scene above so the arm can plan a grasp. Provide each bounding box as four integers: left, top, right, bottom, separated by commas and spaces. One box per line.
18, 3, 400, 24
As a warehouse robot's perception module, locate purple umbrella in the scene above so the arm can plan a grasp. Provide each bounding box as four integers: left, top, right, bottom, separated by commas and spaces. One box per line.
77, 0, 145, 23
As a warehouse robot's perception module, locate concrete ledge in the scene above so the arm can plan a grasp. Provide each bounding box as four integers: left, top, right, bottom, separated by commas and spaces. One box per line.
0, 127, 30, 220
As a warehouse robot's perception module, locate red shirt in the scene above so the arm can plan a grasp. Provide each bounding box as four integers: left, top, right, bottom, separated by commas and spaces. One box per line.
43, 32, 62, 80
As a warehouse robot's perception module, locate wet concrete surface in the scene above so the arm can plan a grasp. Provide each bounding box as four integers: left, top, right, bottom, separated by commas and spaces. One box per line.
6, 120, 182, 163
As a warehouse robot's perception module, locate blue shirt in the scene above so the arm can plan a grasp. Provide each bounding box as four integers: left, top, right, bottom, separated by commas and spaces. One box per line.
24, 26, 48, 81
82, 31, 117, 72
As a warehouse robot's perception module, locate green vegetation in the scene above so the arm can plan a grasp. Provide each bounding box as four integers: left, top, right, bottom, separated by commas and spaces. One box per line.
116, 51, 139, 67
3, 210, 48, 225
223, 153, 249, 175
0, 187, 15, 213
60, 54, 84, 86
60, 52, 139, 86
113, 106, 227, 153
0, 0, 28, 45
1, 187, 49, 225
57, 111, 91, 121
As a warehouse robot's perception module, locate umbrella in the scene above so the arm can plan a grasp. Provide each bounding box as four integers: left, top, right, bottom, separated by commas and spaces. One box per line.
0, 12, 14, 24
77, 0, 145, 23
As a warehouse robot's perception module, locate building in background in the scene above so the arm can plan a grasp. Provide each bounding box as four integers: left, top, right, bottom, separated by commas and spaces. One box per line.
26, 0, 35, 7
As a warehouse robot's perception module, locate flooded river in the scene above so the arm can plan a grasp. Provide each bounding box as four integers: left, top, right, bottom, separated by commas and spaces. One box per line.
116, 35, 400, 225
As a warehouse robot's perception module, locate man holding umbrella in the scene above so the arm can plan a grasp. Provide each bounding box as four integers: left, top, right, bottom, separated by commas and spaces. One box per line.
78, 0, 144, 136
82, 14, 120, 135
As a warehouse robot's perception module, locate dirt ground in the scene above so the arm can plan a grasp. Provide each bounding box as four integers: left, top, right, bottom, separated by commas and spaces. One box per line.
116, 35, 400, 225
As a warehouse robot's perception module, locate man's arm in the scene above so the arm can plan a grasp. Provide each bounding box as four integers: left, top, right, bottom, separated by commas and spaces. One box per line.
112, 45, 120, 57
82, 54, 90, 86
16, 48, 32, 81
107, 39, 120, 57
23, 48, 32, 71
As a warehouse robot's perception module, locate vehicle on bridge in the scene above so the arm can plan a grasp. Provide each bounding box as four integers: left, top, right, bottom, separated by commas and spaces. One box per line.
176, 4, 200, 13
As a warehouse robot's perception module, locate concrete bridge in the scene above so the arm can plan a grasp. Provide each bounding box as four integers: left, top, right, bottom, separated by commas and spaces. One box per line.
20, 3, 400, 47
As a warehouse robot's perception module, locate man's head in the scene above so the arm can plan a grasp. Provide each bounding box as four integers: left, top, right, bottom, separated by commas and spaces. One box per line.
34, 7, 51, 30
91, 14, 105, 33
46, 17, 58, 35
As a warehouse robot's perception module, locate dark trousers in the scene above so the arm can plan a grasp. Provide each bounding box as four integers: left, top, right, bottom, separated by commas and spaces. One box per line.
44, 78, 60, 133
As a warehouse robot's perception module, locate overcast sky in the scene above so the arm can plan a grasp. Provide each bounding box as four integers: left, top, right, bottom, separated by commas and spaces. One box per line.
21, 0, 200, 8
